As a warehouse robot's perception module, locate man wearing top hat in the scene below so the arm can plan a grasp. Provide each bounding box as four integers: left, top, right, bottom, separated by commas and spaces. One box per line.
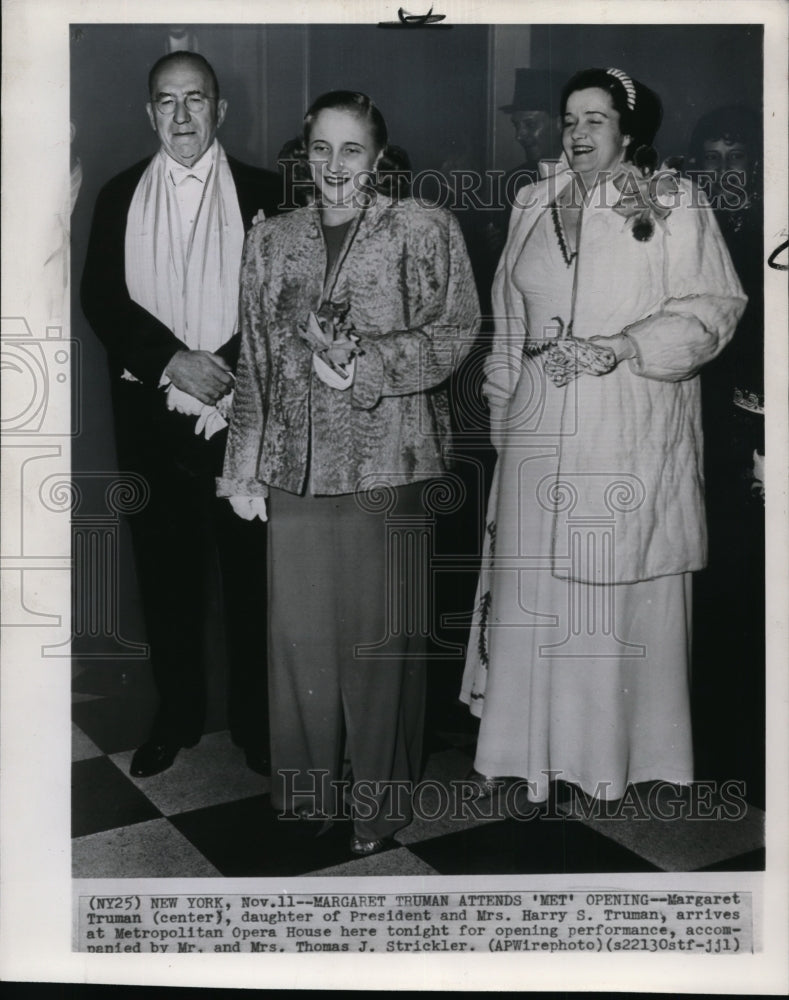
502, 68, 563, 178
496, 68, 564, 228
479, 68, 564, 302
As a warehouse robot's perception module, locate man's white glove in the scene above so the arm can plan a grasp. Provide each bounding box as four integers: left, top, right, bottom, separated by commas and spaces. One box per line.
166, 384, 230, 440
166, 383, 204, 416
228, 496, 268, 522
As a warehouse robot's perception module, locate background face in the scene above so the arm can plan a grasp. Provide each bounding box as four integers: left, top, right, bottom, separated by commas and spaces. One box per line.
70, 22, 762, 196
703, 138, 750, 190
510, 109, 555, 162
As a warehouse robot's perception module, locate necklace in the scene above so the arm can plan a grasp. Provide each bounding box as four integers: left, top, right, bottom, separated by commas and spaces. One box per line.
551, 201, 577, 267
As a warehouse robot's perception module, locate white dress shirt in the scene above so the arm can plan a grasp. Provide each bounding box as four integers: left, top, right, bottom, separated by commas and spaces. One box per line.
164, 144, 216, 259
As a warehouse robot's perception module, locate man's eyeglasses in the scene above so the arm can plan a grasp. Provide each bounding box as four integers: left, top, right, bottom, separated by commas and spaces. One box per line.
153, 93, 215, 116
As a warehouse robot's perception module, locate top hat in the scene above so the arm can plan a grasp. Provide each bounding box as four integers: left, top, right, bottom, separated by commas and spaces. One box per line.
500, 68, 562, 114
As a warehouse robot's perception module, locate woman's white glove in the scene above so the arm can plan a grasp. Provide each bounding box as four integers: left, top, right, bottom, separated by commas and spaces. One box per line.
542, 337, 617, 387
228, 496, 268, 522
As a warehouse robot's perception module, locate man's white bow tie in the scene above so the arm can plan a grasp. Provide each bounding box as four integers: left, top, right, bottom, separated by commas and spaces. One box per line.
170, 162, 208, 186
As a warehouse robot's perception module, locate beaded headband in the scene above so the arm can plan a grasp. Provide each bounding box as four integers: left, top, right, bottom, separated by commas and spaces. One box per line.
606, 67, 636, 111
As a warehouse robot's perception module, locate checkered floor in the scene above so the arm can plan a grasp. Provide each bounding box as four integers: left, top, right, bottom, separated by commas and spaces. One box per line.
72, 664, 765, 878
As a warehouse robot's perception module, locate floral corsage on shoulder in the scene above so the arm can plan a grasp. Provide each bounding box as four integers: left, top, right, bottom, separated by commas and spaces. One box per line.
613, 147, 683, 242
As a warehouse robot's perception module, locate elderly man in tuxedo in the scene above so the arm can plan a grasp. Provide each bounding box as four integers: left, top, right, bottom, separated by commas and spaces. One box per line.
81, 51, 281, 777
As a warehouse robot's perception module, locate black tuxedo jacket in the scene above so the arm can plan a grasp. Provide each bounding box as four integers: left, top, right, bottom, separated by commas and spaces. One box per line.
81, 153, 282, 385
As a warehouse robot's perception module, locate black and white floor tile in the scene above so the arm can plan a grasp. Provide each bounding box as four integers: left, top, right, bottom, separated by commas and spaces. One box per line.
72, 666, 764, 879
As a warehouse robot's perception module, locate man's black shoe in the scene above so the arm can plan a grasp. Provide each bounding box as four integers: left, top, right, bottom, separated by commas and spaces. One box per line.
130, 738, 197, 778
244, 747, 271, 777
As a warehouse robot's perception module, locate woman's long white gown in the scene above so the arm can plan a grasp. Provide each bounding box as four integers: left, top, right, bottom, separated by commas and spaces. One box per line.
460, 209, 694, 802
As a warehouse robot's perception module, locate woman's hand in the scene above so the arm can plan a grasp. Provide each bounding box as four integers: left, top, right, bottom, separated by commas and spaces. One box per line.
543, 337, 618, 387
228, 496, 268, 522
588, 333, 637, 363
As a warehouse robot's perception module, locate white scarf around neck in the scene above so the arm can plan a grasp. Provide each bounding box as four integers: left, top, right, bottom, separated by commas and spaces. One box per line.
125, 141, 244, 352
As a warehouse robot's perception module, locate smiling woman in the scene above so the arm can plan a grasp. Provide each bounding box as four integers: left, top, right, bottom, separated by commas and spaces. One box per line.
306, 107, 381, 221
461, 66, 747, 807
562, 88, 628, 186
219, 90, 480, 855
550, 69, 663, 262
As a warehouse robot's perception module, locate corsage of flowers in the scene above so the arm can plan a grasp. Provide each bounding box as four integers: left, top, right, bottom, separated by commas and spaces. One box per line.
612, 147, 682, 242
298, 299, 361, 376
